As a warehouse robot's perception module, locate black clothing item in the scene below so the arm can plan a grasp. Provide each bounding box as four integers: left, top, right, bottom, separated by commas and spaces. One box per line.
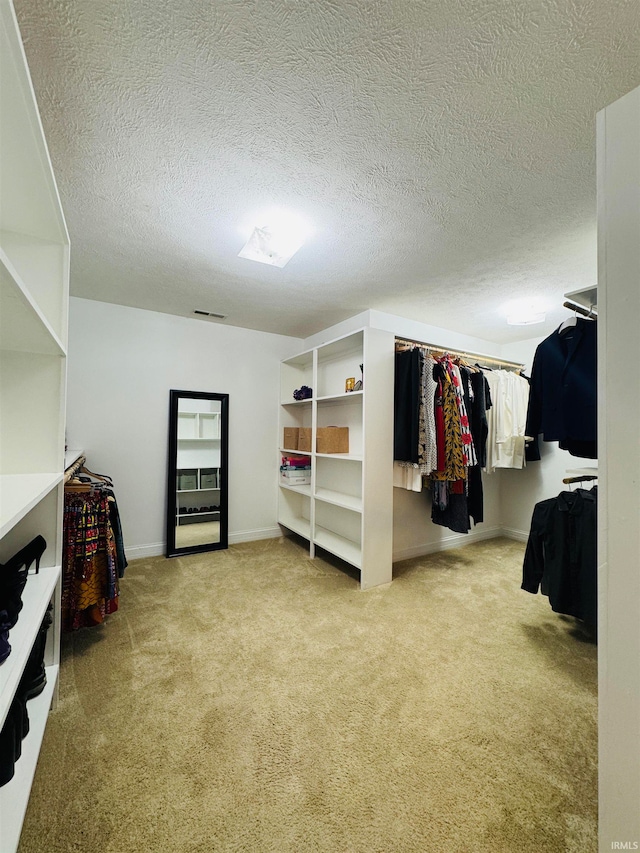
431, 492, 470, 535
522, 488, 597, 626
394, 349, 421, 463
469, 370, 491, 468
467, 466, 483, 525
525, 319, 597, 459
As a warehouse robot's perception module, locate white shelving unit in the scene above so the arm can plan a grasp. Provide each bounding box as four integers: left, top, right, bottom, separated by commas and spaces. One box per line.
0, 2, 69, 849
278, 328, 394, 589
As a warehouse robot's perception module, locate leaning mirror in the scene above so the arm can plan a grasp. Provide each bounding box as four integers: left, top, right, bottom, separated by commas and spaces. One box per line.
166, 390, 229, 557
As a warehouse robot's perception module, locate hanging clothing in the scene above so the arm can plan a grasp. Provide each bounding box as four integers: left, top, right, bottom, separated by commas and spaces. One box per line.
62, 491, 119, 631
521, 487, 597, 626
525, 319, 597, 459
394, 349, 421, 463
483, 369, 530, 471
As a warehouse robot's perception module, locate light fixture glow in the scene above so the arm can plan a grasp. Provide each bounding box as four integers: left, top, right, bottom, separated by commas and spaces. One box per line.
503, 298, 547, 326
238, 209, 313, 268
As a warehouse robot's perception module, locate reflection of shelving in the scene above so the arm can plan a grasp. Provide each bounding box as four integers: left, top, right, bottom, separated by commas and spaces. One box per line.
277, 328, 394, 589
0, 2, 69, 847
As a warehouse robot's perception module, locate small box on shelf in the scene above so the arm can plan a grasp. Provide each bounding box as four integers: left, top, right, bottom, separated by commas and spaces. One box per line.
316, 427, 349, 454
177, 469, 198, 490
298, 427, 312, 452
283, 427, 299, 449
200, 468, 219, 489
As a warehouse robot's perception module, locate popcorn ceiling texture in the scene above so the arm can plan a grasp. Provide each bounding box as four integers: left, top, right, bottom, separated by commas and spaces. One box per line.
15, 0, 640, 341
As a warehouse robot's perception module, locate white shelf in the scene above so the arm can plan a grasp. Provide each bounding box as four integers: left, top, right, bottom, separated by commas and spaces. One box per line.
0, 474, 62, 539
314, 488, 362, 512
565, 287, 598, 311
0, 565, 60, 729
280, 483, 312, 497
316, 390, 363, 404
280, 398, 312, 407
0, 251, 65, 356
177, 487, 220, 494
177, 438, 220, 442
315, 453, 362, 461
0, 665, 59, 853
280, 448, 311, 455
279, 517, 311, 539
313, 525, 362, 569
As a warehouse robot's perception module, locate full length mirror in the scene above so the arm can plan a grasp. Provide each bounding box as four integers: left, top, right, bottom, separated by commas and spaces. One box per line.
166, 390, 229, 557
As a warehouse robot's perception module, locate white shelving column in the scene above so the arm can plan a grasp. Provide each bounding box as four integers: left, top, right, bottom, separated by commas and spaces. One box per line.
0, 1, 69, 850
278, 328, 394, 589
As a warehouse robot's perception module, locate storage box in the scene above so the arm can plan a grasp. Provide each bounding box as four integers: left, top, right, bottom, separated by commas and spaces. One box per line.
200, 468, 219, 489
283, 427, 299, 449
280, 472, 311, 485
298, 427, 312, 452
178, 469, 198, 490
316, 427, 349, 454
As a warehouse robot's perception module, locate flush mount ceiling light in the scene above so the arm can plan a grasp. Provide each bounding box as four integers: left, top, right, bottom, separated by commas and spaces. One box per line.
504, 299, 547, 326
238, 209, 313, 268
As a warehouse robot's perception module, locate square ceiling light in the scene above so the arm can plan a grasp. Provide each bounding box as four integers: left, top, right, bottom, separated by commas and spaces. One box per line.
238, 210, 313, 268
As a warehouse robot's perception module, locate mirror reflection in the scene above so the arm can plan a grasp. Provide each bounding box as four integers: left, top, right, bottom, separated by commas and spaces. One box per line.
167, 391, 229, 557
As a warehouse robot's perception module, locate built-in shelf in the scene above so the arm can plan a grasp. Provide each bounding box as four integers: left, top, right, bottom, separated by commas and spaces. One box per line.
0, 474, 62, 540
0, 666, 59, 852
315, 453, 362, 461
0, 250, 65, 357
177, 487, 220, 494
565, 287, 598, 311
63, 449, 84, 469
316, 390, 363, 404
314, 488, 362, 512
314, 526, 362, 569
280, 517, 312, 539
280, 398, 313, 407
280, 483, 312, 497
0, 565, 60, 730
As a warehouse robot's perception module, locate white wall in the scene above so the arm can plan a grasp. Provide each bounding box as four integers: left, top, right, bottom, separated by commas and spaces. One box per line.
500, 337, 595, 540
66, 298, 302, 557
597, 85, 640, 851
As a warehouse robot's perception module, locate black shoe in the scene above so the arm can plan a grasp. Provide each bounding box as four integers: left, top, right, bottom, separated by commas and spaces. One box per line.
0, 536, 47, 627
0, 610, 10, 665
18, 606, 52, 700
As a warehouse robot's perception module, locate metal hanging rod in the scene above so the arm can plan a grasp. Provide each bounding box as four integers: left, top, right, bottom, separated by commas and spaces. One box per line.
563, 300, 597, 318
394, 337, 525, 370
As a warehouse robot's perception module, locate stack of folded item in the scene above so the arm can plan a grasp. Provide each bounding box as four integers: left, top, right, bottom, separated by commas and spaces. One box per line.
280, 455, 311, 485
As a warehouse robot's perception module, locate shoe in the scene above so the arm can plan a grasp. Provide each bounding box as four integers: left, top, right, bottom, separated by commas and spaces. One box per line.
0, 712, 16, 787
0, 610, 10, 665
0, 536, 47, 627
18, 606, 52, 700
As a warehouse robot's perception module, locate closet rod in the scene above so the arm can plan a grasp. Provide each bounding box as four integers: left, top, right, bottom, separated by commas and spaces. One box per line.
63, 454, 86, 484
563, 300, 597, 318
394, 337, 524, 370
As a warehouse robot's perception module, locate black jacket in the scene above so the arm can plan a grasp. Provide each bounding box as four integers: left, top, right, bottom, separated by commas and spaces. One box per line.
521, 488, 597, 625
525, 319, 597, 458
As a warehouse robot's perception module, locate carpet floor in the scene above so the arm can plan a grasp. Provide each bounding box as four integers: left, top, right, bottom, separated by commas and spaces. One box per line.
18, 536, 597, 853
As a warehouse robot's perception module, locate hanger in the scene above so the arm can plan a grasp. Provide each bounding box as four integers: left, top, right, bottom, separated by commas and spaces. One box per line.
558, 307, 579, 335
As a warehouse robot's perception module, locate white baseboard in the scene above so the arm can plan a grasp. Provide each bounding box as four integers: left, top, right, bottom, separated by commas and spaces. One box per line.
228, 526, 282, 544
126, 543, 165, 560
126, 527, 283, 561
392, 525, 504, 563
500, 526, 529, 543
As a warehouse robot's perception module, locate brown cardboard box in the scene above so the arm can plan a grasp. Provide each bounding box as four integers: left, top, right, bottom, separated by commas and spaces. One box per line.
298, 427, 312, 452
283, 427, 299, 449
316, 426, 349, 454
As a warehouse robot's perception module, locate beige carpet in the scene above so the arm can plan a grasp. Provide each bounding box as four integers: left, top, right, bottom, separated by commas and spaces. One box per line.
19, 536, 597, 853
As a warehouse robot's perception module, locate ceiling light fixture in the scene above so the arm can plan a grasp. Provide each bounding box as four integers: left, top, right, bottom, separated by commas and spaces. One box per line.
504, 299, 547, 326
238, 208, 313, 268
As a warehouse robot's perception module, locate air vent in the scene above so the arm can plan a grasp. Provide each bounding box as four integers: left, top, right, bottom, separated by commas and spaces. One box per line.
193, 310, 226, 319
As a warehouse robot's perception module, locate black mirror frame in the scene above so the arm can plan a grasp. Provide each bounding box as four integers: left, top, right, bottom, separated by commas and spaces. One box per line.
166, 389, 229, 557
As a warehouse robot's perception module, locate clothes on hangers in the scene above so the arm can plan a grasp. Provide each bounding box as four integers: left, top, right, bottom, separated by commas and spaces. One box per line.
62, 460, 128, 631
525, 317, 597, 459
521, 486, 597, 627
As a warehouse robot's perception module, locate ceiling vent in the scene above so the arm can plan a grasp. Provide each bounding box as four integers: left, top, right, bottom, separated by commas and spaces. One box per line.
193, 310, 226, 320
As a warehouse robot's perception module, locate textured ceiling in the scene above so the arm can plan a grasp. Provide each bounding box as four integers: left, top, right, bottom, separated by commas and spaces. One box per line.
15, 0, 640, 342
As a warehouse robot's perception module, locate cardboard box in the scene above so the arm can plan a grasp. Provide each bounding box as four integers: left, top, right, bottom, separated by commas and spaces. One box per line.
283, 427, 299, 449
316, 426, 349, 454
298, 427, 312, 452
